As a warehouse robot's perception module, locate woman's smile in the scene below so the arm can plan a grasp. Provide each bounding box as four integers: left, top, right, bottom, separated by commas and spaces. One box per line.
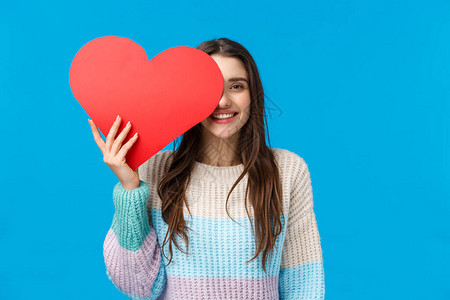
209, 112, 239, 124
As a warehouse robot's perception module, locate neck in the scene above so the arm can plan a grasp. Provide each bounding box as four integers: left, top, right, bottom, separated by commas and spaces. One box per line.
198, 129, 241, 167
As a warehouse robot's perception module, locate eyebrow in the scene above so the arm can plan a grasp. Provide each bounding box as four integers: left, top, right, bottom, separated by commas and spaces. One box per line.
227, 77, 249, 84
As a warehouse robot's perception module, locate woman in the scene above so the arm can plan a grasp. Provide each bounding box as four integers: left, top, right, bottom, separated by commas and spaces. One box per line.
89, 37, 325, 299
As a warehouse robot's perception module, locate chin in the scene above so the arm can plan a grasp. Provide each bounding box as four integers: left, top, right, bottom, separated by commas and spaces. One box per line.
201, 123, 240, 140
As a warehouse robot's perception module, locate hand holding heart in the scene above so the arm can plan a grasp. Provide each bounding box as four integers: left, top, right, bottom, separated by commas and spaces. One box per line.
88, 115, 140, 190
69, 36, 224, 177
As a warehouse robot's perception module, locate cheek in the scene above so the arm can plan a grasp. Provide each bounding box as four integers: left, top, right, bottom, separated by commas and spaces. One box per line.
241, 97, 251, 116
240, 112, 250, 124
238, 103, 251, 124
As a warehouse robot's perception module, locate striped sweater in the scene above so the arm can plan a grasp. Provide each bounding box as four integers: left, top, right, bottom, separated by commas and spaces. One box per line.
103, 148, 325, 299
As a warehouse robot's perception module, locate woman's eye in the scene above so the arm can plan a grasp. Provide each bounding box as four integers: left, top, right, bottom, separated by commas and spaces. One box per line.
231, 84, 243, 90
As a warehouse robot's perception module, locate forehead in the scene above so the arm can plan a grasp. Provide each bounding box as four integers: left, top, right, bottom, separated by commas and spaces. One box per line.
210, 54, 248, 80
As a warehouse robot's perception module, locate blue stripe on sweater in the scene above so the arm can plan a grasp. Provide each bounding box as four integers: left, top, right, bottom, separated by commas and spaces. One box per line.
279, 261, 325, 299
151, 208, 290, 278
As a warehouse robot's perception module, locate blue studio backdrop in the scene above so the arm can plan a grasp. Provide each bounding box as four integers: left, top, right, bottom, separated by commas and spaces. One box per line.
1, 0, 449, 299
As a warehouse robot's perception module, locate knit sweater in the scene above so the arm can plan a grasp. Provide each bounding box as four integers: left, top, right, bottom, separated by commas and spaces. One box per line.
103, 148, 325, 299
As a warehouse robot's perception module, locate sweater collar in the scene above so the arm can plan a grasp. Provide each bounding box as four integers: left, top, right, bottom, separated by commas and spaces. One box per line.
191, 160, 246, 184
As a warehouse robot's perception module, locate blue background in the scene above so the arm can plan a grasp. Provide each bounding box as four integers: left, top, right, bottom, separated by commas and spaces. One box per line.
1, 0, 449, 299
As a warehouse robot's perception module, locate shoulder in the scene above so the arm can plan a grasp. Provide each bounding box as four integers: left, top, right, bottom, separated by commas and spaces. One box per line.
271, 147, 308, 174
137, 149, 174, 186
270, 147, 312, 194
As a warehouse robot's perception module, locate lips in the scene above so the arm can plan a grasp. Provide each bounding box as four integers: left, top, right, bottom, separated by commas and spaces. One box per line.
209, 111, 239, 123
211, 109, 238, 115
210, 112, 238, 119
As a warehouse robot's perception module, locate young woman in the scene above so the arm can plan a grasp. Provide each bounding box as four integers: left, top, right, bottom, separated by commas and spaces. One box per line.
89, 38, 325, 299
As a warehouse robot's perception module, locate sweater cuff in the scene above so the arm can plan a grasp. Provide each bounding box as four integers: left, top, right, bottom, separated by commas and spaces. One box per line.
111, 180, 151, 251
112, 180, 150, 208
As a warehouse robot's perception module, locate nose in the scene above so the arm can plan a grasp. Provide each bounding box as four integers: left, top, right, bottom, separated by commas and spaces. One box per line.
217, 91, 232, 108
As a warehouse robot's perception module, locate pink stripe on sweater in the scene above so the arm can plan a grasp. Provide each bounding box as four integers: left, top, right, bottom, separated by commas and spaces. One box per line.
159, 275, 279, 300
103, 228, 162, 298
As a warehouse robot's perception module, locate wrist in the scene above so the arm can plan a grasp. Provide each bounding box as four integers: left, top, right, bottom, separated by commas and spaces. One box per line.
121, 180, 140, 190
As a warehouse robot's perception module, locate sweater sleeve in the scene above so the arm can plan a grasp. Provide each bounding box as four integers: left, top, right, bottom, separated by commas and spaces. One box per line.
103, 179, 167, 300
279, 155, 325, 299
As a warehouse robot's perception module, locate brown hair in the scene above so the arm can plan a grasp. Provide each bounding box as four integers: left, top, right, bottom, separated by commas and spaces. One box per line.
154, 37, 285, 273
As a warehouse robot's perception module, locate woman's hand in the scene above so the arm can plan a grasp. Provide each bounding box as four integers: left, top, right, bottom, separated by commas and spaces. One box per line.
88, 115, 140, 190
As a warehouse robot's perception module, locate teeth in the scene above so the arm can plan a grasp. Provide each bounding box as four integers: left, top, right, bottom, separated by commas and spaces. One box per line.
212, 113, 235, 119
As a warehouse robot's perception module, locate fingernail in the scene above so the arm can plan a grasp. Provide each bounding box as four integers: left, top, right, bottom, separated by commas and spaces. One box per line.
126, 121, 130, 126
116, 115, 120, 121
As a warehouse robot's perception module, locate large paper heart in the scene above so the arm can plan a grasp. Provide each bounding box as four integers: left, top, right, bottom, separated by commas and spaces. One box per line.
69, 36, 223, 171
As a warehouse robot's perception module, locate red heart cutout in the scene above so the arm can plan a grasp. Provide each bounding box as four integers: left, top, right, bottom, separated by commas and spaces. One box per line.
69, 36, 223, 171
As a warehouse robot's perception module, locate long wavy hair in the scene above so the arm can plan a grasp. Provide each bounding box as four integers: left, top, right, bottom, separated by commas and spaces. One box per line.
154, 37, 285, 273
